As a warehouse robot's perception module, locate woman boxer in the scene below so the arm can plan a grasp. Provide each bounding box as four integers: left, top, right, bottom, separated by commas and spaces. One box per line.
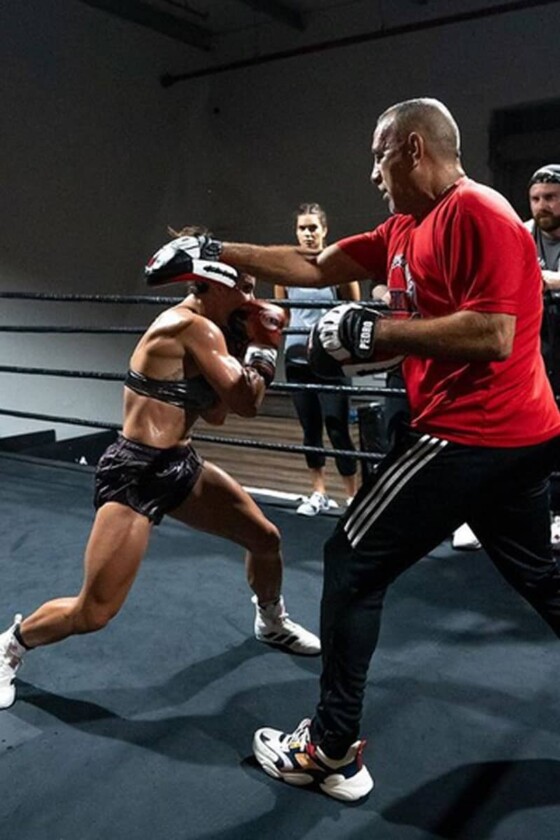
0, 232, 320, 709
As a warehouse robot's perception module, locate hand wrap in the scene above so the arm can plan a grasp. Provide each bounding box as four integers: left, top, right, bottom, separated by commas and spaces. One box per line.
243, 346, 277, 387
308, 303, 405, 378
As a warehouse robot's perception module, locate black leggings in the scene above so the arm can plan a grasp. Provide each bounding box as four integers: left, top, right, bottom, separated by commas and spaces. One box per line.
310, 428, 560, 757
286, 363, 357, 477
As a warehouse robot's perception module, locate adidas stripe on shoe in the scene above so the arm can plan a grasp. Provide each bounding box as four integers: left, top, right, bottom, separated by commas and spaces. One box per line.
253, 596, 320, 656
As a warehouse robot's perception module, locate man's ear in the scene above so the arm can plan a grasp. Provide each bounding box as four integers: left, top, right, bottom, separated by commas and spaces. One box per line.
407, 131, 424, 167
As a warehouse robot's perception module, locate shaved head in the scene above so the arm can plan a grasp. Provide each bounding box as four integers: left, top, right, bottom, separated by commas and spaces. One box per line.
378, 97, 461, 163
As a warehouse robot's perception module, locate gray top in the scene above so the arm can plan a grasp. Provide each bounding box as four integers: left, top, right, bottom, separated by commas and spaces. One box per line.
525, 219, 560, 270
283, 286, 337, 365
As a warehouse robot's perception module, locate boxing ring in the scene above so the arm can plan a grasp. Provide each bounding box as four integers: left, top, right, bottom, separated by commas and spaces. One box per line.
0, 292, 559, 840
0, 291, 389, 480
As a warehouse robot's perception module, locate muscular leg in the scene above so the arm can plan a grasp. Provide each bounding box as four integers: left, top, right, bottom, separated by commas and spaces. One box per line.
169, 460, 320, 655
169, 461, 282, 603
19, 503, 152, 648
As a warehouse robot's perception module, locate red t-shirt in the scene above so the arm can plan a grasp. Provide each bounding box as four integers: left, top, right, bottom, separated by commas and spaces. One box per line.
338, 177, 560, 446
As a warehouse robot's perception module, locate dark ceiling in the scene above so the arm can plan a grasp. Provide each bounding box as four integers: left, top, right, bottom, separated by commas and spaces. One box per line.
79, 0, 433, 51
77, 0, 558, 86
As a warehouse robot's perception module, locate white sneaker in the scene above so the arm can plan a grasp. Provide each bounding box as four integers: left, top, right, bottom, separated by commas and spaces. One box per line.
253, 596, 320, 655
551, 515, 560, 551
0, 614, 25, 709
296, 492, 332, 517
452, 523, 481, 551
253, 718, 374, 802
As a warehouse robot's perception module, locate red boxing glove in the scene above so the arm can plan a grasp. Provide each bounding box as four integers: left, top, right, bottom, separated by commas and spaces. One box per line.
227, 300, 287, 351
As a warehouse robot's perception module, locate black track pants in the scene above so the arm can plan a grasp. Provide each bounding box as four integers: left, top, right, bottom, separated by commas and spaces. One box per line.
311, 429, 560, 757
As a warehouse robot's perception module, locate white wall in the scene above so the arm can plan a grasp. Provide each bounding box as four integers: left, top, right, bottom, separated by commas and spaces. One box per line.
0, 0, 208, 438
1, 1, 559, 441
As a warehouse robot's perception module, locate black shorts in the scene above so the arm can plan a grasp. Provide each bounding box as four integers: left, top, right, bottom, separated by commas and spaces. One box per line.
94, 435, 204, 525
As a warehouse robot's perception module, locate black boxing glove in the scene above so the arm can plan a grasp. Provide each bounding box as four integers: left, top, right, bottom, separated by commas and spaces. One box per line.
145, 235, 235, 288
308, 303, 404, 378
243, 346, 277, 387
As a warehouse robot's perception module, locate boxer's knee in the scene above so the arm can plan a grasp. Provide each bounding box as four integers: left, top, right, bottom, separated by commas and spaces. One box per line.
247, 519, 281, 557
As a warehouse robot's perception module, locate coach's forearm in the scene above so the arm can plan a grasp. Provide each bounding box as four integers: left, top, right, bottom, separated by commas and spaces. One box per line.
376, 311, 515, 362
221, 243, 326, 286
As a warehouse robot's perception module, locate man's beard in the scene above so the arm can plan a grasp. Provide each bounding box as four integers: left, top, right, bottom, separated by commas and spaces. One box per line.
535, 212, 560, 234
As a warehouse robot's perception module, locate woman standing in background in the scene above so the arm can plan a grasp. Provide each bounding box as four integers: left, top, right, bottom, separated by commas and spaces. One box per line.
275, 203, 360, 516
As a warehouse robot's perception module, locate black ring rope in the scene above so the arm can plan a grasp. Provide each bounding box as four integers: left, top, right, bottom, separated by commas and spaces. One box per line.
3, 288, 558, 306
0, 291, 387, 310
190, 434, 381, 462
272, 382, 404, 396
0, 364, 405, 396
0, 408, 380, 462
270, 300, 389, 310
0, 291, 181, 305
0, 365, 123, 381
0, 325, 310, 336
0, 326, 146, 335
3, 406, 560, 477
0, 408, 120, 431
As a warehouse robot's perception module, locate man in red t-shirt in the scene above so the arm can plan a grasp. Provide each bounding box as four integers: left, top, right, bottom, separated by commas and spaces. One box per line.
148, 98, 560, 802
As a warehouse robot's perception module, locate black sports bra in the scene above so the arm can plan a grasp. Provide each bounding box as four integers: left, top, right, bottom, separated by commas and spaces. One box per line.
124, 369, 218, 411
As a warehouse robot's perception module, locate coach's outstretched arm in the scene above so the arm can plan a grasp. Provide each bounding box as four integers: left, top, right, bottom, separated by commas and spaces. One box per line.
221, 242, 371, 289
220, 239, 514, 361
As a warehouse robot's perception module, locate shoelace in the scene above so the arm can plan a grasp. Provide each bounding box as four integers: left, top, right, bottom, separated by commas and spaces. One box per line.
284, 719, 312, 749
258, 599, 289, 624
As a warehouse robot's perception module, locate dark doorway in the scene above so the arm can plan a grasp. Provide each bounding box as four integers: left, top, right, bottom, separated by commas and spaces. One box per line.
490, 99, 560, 218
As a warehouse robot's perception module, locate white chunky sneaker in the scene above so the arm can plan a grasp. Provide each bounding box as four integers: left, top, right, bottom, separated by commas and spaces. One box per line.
452, 523, 481, 551
551, 516, 560, 552
0, 614, 25, 709
253, 718, 374, 802
296, 492, 334, 517
253, 596, 320, 655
